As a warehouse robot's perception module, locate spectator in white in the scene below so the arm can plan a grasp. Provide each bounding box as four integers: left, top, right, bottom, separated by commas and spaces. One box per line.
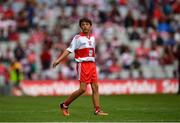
110, 36, 121, 49
45, 5, 60, 32
174, 28, 180, 44
0, 15, 16, 40
121, 46, 133, 70
148, 43, 160, 66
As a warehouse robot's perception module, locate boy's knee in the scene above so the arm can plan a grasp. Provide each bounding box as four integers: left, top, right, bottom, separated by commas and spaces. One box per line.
79, 87, 86, 93
92, 86, 98, 93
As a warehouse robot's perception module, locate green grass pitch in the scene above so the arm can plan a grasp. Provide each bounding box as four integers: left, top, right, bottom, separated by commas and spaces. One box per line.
0, 95, 180, 122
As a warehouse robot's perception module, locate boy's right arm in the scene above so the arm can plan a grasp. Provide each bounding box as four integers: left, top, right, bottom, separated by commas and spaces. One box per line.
53, 35, 78, 68
52, 50, 71, 68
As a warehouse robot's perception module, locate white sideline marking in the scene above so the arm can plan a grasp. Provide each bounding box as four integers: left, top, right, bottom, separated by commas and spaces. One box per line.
0, 109, 57, 113
115, 107, 179, 111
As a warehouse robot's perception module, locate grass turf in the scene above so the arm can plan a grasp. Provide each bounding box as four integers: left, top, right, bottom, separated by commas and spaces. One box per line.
0, 95, 180, 122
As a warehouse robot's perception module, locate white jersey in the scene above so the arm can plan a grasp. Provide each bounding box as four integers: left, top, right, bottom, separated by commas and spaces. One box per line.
66, 32, 96, 62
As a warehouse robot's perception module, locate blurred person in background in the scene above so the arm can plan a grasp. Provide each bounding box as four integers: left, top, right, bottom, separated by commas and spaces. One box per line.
0, 61, 10, 95
40, 42, 52, 79
108, 57, 121, 79
161, 46, 175, 66
121, 46, 133, 70
16, 9, 29, 32
161, 46, 175, 78
177, 44, 180, 94
9, 60, 23, 95
135, 40, 149, 65
8, 25, 20, 41
40, 45, 51, 71
14, 42, 25, 61
148, 43, 160, 66
21, 49, 37, 80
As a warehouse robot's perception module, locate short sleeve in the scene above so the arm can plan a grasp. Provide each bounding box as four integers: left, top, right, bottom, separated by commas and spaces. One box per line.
66, 35, 79, 53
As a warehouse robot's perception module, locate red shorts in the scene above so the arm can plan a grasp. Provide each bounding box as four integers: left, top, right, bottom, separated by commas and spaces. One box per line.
76, 62, 98, 83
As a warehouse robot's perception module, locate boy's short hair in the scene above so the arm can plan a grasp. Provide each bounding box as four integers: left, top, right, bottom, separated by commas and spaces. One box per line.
79, 18, 92, 27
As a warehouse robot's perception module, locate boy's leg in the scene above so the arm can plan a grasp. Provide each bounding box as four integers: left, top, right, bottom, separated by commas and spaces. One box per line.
90, 82, 100, 108
91, 82, 108, 116
60, 82, 87, 116
64, 82, 87, 106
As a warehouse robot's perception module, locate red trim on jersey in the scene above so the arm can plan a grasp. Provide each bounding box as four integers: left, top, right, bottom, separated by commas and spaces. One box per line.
79, 32, 93, 39
75, 48, 95, 58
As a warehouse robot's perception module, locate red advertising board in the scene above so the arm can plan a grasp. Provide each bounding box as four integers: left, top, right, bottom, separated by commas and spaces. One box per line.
14, 79, 179, 96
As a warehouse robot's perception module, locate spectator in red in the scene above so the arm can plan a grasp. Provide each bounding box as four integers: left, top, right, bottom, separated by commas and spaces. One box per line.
172, 0, 180, 13
8, 25, 19, 41
40, 46, 51, 70
118, 0, 128, 6
161, 46, 175, 65
3, 5, 14, 19
0, 5, 4, 14
16, 10, 29, 32
153, 4, 163, 21
135, 41, 149, 64
109, 58, 121, 73
27, 26, 45, 44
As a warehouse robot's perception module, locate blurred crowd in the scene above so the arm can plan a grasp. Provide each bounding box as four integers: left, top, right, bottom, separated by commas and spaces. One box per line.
0, 0, 179, 87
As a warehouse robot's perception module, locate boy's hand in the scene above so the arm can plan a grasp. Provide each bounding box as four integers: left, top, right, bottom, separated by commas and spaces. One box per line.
52, 50, 70, 68
52, 61, 59, 68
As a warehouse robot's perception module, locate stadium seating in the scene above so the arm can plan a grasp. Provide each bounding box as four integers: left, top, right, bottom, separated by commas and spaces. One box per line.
0, 0, 179, 81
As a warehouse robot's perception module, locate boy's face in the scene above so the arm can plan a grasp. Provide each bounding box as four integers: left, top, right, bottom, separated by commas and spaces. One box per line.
80, 22, 91, 33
